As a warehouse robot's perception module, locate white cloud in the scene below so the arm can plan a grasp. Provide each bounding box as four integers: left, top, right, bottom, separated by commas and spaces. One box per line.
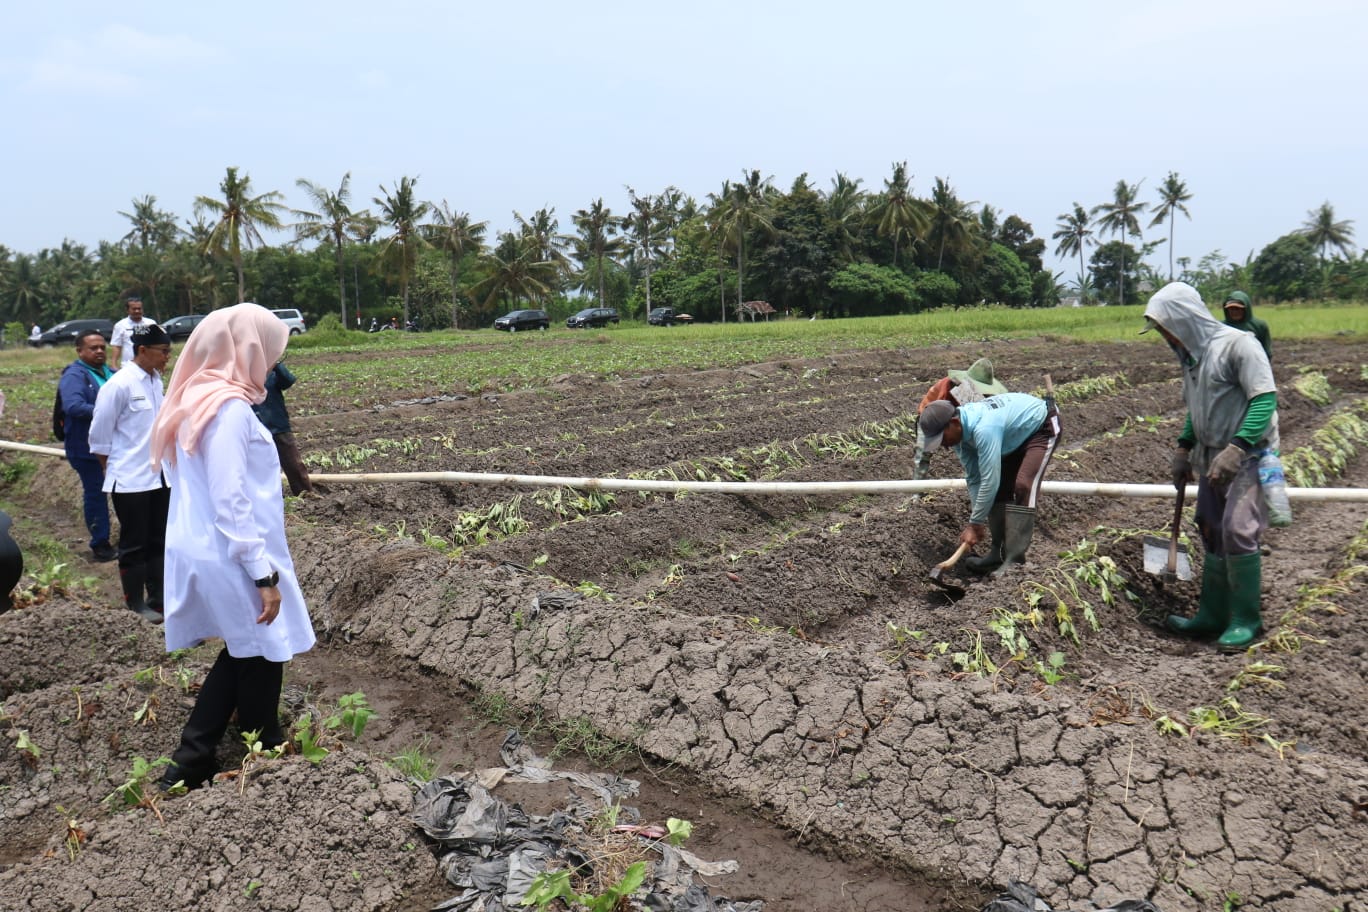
24, 24, 221, 96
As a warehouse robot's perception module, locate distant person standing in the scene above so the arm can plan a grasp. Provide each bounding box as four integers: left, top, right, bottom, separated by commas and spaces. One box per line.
1221, 291, 1271, 362
58, 331, 117, 561
89, 326, 172, 622
252, 362, 314, 496
109, 296, 158, 370
29, 324, 42, 342
150, 303, 316, 791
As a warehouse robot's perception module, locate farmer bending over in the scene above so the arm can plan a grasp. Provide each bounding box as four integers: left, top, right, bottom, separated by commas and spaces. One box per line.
913, 357, 1008, 480
1143, 282, 1278, 651
916, 391, 1061, 576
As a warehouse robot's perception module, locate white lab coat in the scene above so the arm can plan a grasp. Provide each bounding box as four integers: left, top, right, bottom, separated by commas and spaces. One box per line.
162, 398, 314, 661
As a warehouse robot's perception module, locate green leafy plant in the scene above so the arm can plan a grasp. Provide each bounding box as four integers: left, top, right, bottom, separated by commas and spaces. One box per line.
238, 728, 287, 793
522, 861, 647, 912
666, 817, 692, 847
326, 692, 376, 740
293, 714, 330, 763
107, 756, 174, 820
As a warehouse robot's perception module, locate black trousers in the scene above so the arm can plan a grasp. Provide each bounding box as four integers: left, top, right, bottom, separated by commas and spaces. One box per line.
111, 485, 169, 610
166, 648, 285, 787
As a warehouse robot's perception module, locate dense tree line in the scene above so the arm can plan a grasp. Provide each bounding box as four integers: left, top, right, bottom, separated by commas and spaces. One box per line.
1, 165, 1362, 335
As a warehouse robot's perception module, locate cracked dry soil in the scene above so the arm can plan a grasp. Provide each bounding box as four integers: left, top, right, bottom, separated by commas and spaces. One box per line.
2, 335, 1367, 911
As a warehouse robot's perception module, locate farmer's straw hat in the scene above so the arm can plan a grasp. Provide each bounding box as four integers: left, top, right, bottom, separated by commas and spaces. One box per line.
948, 358, 1007, 396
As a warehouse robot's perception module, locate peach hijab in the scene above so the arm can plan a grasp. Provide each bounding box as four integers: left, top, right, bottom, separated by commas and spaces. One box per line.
150, 303, 288, 467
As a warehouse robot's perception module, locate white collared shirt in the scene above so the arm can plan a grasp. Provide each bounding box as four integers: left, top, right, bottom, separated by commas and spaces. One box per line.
162, 399, 315, 662
110, 316, 158, 365
88, 362, 165, 493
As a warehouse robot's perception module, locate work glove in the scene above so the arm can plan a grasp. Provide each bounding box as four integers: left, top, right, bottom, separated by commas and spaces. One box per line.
1170, 448, 1193, 490
1207, 443, 1246, 486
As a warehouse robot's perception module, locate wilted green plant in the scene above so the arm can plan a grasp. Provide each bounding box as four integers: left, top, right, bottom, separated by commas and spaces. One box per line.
1291, 370, 1333, 406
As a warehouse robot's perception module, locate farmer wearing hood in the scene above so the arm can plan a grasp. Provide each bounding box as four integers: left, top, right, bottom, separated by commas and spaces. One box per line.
913, 358, 1008, 480
1143, 282, 1278, 650
1221, 291, 1272, 361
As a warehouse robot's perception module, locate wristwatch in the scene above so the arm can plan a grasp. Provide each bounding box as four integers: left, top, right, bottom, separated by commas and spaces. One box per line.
254, 570, 280, 588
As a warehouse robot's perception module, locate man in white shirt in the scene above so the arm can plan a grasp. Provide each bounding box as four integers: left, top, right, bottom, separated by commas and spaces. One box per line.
90, 325, 172, 622
109, 296, 157, 370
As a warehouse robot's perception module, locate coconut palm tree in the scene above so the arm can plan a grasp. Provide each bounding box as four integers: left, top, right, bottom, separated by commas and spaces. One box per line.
1148, 172, 1194, 280
473, 231, 560, 312
707, 169, 776, 316
572, 199, 625, 309
926, 177, 976, 270
1300, 201, 1356, 264
824, 172, 866, 265
294, 173, 361, 326
513, 207, 573, 295
373, 176, 432, 326
1053, 204, 1093, 285
623, 188, 674, 312
424, 201, 487, 329
1091, 180, 1147, 305
118, 195, 179, 251
193, 167, 287, 304
868, 162, 928, 268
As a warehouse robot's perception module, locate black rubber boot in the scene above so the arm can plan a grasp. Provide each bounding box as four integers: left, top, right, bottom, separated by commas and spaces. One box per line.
991, 505, 1036, 577
1167, 555, 1228, 638
162, 649, 235, 790
965, 503, 1007, 573
119, 564, 161, 623
1218, 553, 1263, 651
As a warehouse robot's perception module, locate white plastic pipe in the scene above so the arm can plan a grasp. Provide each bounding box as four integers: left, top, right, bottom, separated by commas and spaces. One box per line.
4, 439, 1365, 501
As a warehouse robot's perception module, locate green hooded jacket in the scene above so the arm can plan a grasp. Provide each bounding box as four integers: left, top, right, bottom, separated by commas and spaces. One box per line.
1221, 291, 1272, 361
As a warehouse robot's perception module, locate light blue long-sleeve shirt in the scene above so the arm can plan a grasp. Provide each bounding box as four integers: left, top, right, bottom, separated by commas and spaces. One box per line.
952, 393, 1048, 523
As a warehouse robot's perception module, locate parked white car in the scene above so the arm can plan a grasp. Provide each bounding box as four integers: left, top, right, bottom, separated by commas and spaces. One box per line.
272, 308, 307, 335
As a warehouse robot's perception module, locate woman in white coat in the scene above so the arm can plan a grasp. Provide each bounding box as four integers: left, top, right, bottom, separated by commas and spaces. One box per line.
150, 302, 315, 790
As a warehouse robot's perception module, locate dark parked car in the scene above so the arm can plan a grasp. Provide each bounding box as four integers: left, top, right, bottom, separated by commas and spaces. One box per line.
28, 318, 115, 348
493, 309, 550, 332
160, 314, 206, 342
647, 307, 679, 326
566, 307, 619, 329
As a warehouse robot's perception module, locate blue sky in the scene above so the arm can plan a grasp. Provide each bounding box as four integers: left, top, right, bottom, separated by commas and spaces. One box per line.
3, 0, 1365, 280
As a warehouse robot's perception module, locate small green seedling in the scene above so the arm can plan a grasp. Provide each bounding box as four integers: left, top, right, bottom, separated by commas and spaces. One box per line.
326, 692, 376, 740
666, 817, 692, 846
293, 714, 329, 763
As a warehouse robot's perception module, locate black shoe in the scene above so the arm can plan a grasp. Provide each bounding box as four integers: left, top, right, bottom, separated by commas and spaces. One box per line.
91, 542, 117, 562
159, 759, 215, 792
131, 603, 164, 624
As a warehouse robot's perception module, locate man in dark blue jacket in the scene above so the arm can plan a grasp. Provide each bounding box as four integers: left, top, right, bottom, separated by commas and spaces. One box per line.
59, 330, 117, 561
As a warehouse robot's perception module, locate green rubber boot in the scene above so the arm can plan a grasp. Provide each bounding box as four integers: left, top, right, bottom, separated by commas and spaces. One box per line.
965, 503, 1006, 573
1218, 553, 1263, 651
1167, 555, 1228, 637
990, 505, 1036, 577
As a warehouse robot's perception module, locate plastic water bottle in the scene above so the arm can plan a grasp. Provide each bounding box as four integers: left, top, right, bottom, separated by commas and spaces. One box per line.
1258, 450, 1293, 527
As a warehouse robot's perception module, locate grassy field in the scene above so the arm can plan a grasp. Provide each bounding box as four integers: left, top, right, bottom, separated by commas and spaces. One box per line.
3, 302, 1365, 423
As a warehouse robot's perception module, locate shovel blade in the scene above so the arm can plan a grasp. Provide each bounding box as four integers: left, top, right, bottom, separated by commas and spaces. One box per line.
1143, 534, 1192, 581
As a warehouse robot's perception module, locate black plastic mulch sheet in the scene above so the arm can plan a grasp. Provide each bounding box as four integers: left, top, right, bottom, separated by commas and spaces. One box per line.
412, 731, 762, 912
982, 880, 1162, 912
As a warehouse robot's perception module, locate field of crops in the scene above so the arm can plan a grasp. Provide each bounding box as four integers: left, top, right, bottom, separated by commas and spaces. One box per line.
2, 308, 1367, 911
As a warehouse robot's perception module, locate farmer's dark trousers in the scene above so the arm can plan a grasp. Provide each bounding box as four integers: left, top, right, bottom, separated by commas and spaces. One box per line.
1196, 457, 1266, 557
111, 486, 169, 610
167, 649, 285, 786
66, 453, 110, 548
992, 407, 1063, 507
273, 432, 313, 496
